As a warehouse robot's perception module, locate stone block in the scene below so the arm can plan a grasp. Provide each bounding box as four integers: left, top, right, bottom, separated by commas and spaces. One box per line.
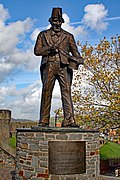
39, 156, 48, 161
19, 170, 24, 176
36, 167, 45, 173
56, 134, 68, 140
68, 133, 82, 140
29, 144, 39, 150
45, 134, 55, 140
49, 175, 60, 180
66, 175, 77, 180
19, 143, 28, 150
23, 164, 34, 171
32, 156, 39, 167
40, 161, 48, 168
37, 173, 49, 178
87, 169, 95, 174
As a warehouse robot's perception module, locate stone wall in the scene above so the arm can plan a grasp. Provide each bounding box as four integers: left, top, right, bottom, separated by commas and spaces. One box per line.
0, 146, 15, 167
16, 127, 100, 180
10, 121, 38, 135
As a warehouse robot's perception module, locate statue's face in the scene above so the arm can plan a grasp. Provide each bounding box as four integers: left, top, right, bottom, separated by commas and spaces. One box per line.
51, 18, 62, 32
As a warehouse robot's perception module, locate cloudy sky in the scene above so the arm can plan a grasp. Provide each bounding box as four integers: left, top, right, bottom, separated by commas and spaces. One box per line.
0, 0, 120, 120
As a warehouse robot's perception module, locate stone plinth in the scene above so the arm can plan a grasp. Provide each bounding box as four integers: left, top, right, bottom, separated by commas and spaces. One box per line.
16, 127, 100, 180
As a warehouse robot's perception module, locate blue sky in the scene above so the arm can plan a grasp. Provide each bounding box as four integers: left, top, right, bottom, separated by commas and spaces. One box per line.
0, 0, 120, 120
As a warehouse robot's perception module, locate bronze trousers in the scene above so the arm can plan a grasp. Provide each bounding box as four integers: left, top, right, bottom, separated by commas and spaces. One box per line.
39, 61, 74, 124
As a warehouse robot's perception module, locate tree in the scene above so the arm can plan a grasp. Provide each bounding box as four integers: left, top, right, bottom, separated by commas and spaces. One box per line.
72, 35, 120, 129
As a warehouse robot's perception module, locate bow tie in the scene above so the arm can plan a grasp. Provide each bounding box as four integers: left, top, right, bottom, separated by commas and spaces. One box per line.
51, 31, 61, 37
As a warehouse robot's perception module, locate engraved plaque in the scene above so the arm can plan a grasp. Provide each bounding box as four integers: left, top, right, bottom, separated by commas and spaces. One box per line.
49, 141, 86, 175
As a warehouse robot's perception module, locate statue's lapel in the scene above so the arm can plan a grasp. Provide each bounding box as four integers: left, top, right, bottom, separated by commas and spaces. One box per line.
57, 30, 66, 46
44, 30, 53, 45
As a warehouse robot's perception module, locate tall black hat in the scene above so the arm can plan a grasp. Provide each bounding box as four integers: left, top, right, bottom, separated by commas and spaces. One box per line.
49, 7, 64, 23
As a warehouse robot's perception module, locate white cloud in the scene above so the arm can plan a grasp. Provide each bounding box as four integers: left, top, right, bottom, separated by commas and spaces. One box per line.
82, 4, 108, 32
0, 80, 62, 120
0, 61, 14, 81
0, 4, 37, 82
0, 18, 33, 54
0, 81, 40, 120
0, 49, 39, 82
62, 13, 87, 38
0, 4, 9, 28
31, 28, 41, 41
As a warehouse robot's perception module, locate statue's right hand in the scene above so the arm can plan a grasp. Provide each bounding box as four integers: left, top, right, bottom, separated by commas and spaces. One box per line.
49, 45, 58, 52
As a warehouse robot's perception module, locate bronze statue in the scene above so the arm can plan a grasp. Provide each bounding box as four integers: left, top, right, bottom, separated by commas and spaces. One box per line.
34, 7, 84, 127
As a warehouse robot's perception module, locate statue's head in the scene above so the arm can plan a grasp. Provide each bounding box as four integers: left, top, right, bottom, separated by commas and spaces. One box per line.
49, 7, 64, 32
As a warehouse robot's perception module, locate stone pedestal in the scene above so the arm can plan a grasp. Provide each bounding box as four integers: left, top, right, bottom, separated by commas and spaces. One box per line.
15, 127, 100, 180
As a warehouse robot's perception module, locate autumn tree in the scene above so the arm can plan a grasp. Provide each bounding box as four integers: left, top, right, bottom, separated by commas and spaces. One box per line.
72, 35, 120, 129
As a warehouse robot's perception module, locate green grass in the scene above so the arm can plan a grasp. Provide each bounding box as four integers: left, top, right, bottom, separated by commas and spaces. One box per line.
9, 136, 16, 148
100, 141, 120, 159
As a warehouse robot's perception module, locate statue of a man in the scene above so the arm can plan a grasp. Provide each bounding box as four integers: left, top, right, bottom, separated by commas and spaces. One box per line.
34, 7, 83, 127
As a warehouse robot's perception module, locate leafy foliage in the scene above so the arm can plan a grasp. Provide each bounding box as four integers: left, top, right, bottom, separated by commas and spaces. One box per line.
72, 35, 120, 129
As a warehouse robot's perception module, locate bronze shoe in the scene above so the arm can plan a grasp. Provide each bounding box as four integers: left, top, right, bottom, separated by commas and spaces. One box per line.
61, 119, 79, 127
69, 122, 79, 127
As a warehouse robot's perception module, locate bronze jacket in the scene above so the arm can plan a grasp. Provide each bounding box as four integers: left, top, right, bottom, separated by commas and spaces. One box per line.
34, 28, 81, 67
